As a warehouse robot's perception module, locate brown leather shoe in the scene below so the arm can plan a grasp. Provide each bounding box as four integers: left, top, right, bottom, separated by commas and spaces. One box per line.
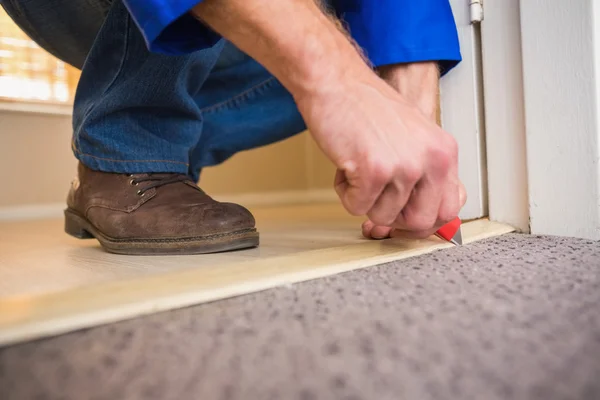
65, 163, 259, 255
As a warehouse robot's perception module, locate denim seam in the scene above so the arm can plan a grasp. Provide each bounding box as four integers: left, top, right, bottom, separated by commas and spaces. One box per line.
73, 10, 131, 156
78, 9, 131, 126
73, 147, 190, 166
200, 76, 277, 114
98, 13, 131, 102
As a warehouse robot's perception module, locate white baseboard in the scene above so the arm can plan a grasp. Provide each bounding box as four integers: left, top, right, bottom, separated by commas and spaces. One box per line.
214, 189, 338, 207
0, 189, 339, 222
0, 101, 73, 116
0, 203, 67, 221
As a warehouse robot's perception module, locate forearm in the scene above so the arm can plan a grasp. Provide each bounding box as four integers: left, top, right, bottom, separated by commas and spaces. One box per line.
192, 0, 368, 98
377, 62, 440, 122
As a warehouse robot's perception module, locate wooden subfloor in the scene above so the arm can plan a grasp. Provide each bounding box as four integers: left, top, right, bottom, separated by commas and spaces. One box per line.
0, 203, 514, 346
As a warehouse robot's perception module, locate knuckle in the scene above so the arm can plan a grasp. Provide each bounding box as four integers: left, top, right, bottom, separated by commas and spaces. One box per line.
403, 209, 436, 232
429, 145, 452, 171
438, 208, 459, 224
442, 134, 459, 159
367, 160, 393, 185
402, 162, 422, 184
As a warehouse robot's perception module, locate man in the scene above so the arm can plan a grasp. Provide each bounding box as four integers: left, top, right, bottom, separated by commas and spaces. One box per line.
1, 0, 466, 255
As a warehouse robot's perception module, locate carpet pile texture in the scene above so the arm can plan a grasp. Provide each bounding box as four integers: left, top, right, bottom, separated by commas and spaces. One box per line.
1, 233, 599, 400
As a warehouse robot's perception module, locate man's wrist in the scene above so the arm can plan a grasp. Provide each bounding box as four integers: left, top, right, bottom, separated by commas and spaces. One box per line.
377, 62, 440, 121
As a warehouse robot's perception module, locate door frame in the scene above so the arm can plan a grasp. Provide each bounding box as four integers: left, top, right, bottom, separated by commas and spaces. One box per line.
479, 0, 530, 233
441, 0, 488, 221
478, 0, 600, 239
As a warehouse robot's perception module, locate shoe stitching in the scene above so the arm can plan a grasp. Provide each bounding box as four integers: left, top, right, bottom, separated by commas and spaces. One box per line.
102, 228, 257, 243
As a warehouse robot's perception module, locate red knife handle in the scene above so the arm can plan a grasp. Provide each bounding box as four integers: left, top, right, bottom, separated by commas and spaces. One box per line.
435, 217, 461, 242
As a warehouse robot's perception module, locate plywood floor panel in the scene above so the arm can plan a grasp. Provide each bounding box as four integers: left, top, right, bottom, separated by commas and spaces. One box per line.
0, 203, 514, 346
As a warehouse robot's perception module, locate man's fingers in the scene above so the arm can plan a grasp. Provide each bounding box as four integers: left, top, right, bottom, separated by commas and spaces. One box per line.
367, 182, 410, 227
439, 180, 466, 223
334, 165, 387, 216
362, 220, 394, 239
435, 136, 463, 223
371, 225, 394, 239
334, 168, 348, 196
361, 220, 375, 238
459, 182, 467, 208
437, 179, 460, 224
394, 177, 443, 232
389, 228, 438, 240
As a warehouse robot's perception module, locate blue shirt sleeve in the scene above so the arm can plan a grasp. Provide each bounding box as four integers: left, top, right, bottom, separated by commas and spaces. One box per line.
123, 0, 461, 75
122, 0, 220, 54
334, 0, 461, 75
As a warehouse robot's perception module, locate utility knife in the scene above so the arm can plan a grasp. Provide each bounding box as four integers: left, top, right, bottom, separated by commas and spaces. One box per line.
435, 217, 463, 246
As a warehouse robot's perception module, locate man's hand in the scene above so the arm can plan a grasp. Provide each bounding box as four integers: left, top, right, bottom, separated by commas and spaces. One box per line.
194, 0, 464, 237
296, 63, 463, 239
362, 62, 467, 239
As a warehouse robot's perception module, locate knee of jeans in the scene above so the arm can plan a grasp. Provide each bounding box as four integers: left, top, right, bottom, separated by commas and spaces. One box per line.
1, 0, 106, 68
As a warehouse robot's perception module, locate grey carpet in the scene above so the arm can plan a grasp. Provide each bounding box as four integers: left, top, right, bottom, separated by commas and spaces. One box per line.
1, 233, 599, 400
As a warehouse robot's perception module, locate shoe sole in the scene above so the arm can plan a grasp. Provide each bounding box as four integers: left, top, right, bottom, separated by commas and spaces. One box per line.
64, 208, 259, 255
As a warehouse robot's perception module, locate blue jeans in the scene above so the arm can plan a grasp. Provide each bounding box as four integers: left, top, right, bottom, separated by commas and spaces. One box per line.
1, 0, 306, 181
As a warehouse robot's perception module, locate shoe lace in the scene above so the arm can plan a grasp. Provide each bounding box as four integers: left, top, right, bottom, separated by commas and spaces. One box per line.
129, 174, 191, 196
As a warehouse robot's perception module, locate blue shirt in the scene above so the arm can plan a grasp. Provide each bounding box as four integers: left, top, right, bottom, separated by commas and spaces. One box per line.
122, 0, 461, 75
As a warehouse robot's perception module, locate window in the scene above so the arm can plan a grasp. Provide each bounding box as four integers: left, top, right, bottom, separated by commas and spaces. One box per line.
0, 9, 79, 105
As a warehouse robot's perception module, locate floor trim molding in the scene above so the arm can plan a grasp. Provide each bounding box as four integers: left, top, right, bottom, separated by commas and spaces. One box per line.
0, 218, 515, 347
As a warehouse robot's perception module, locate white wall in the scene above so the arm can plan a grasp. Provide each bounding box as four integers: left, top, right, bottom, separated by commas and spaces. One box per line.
520, 0, 600, 239
0, 109, 336, 220
0, 110, 77, 208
